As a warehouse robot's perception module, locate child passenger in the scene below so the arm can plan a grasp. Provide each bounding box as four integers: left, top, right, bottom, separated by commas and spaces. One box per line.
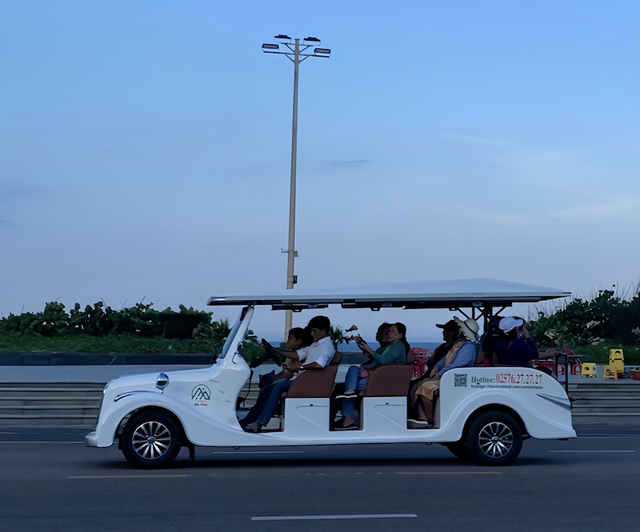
259, 327, 311, 388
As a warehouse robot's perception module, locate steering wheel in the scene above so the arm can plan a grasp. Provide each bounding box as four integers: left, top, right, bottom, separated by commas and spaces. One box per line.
248, 340, 283, 368
262, 340, 282, 365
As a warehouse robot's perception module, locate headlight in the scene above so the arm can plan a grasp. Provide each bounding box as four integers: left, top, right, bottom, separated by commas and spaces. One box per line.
156, 373, 170, 392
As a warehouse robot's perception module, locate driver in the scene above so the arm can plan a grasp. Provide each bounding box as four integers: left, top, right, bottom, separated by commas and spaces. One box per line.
258, 327, 311, 389
240, 316, 335, 433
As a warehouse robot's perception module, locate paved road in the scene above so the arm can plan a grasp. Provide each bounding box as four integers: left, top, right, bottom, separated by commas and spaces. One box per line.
0, 424, 639, 532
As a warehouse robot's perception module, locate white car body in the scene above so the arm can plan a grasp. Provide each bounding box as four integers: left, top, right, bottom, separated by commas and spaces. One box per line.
86, 279, 576, 466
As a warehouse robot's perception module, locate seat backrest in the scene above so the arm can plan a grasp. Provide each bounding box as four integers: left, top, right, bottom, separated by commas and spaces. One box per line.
283, 351, 341, 399
362, 350, 415, 397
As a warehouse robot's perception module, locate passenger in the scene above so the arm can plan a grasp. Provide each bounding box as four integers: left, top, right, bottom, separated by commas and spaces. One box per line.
408, 319, 461, 414
493, 317, 539, 367
328, 322, 390, 428
409, 317, 479, 428
241, 316, 335, 433
335, 322, 409, 430
425, 319, 460, 375
374, 322, 391, 348
259, 327, 311, 388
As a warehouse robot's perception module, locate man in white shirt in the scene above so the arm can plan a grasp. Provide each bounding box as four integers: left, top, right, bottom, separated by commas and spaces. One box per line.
241, 316, 335, 433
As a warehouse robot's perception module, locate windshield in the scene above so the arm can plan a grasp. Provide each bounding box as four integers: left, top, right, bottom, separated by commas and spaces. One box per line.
219, 306, 251, 359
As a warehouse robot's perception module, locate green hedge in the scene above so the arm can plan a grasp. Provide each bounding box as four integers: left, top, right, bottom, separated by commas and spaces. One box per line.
0, 301, 212, 339
0, 301, 264, 360
527, 288, 640, 349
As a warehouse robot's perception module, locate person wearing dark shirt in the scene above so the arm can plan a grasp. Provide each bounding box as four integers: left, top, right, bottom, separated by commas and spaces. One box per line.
425, 319, 460, 374
493, 316, 538, 367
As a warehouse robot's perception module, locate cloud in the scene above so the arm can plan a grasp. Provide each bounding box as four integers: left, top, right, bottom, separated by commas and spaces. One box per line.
500, 148, 603, 191
324, 160, 371, 167
0, 184, 38, 196
0, 183, 45, 210
468, 210, 531, 225
449, 135, 510, 147
552, 195, 640, 220
450, 135, 619, 199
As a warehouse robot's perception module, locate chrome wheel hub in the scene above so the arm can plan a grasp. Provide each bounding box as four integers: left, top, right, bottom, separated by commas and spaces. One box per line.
478, 421, 513, 458
132, 421, 171, 459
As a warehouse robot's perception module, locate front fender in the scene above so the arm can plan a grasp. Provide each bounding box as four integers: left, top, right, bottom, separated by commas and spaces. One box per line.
91, 391, 246, 448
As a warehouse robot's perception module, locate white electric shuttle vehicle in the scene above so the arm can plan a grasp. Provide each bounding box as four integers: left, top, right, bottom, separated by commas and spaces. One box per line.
86, 279, 576, 467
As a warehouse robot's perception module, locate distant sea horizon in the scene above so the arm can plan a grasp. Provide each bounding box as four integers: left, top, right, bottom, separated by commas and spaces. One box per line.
342, 341, 440, 353
269, 340, 441, 352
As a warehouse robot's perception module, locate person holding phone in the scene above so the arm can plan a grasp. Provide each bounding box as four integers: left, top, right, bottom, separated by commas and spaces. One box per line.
335, 322, 409, 429
493, 316, 538, 367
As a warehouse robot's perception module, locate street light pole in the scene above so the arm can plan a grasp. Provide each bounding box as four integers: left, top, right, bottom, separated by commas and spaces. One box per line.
262, 35, 331, 339
287, 38, 300, 289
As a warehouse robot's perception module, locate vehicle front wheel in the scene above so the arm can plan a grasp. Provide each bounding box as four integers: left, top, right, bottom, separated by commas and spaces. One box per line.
120, 410, 182, 468
465, 411, 523, 466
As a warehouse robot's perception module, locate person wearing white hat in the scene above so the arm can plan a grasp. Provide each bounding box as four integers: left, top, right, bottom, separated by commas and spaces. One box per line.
494, 316, 538, 367
409, 316, 479, 428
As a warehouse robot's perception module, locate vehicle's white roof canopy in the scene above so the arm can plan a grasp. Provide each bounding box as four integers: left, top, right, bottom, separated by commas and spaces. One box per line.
207, 278, 570, 310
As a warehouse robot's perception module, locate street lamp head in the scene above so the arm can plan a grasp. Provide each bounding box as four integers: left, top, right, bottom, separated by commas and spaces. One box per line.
262, 43, 279, 51
304, 37, 321, 43
314, 48, 331, 57
274, 34, 292, 42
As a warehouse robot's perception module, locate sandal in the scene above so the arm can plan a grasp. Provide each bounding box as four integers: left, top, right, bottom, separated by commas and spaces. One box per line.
336, 391, 358, 400
335, 421, 358, 430
243, 421, 263, 433
408, 419, 433, 428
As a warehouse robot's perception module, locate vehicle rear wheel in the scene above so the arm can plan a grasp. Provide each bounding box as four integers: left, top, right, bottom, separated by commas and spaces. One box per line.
465, 411, 523, 466
120, 410, 182, 468
444, 441, 469, 460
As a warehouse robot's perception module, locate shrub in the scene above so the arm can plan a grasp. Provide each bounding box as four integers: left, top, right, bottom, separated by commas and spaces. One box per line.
527, 286, 640, 349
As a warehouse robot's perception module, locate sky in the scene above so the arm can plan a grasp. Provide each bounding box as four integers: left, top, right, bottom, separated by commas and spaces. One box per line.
1, 0, 639, 341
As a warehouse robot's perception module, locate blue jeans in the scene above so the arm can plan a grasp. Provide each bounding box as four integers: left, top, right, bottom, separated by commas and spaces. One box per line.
341, 365, 369, 423
241, 378, 292, 427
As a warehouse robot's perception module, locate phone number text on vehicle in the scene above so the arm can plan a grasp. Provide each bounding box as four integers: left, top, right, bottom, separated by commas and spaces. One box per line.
495, 373, 542, 385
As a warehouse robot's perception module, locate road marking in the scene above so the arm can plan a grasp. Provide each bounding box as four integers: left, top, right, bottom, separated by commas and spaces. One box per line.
0, 441, 84, 444
396, 471, 503, 475
209, 451, 305, 455
579, 436, 640, 439
251, 514, 418, 521
68, 474, 193, 479
549, 450, 636, 453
